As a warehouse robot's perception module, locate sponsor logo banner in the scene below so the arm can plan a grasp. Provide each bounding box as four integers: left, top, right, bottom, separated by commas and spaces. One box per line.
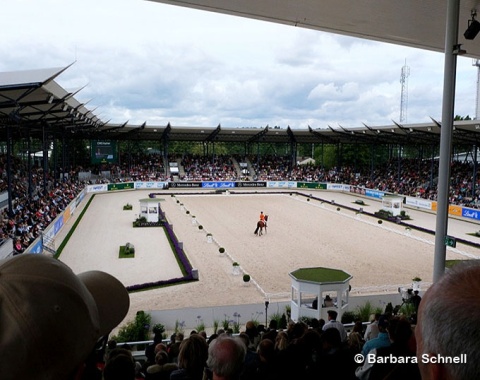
297, 182, 327, 189
54, 217, 64, 235
170, 182, 202, 188
108, 183, 134, 191
266, 181, 297, 188
365, 189, 385, 199
135, 182, 169, 189
405, 197, 432, 210
327, 183, 351, 191
202, 181, 236, 188
236, 182, 267, 187
462, 207, 480, 220
449, 205, 463, 216
88, 184, 108, 193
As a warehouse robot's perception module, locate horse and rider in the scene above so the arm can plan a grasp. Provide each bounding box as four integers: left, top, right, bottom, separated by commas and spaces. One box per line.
254, 211, 268, 236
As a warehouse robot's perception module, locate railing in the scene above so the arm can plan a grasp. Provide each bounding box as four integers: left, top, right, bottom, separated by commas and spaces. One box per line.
116, 320, 372, 362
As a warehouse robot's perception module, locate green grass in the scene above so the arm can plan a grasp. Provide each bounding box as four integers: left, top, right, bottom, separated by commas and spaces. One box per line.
445, 259, 479, 268
353, 199, 368, 206
466, 232, 480, 238
290, 267, 351, 283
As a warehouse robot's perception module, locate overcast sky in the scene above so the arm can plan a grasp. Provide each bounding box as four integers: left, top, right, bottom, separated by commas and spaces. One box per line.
2, 0, 478, 129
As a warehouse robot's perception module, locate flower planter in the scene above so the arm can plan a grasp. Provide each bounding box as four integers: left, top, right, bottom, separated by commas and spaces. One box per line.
412, 277, 422, 291
232, 264, 240, 275
206, 234, 213, 243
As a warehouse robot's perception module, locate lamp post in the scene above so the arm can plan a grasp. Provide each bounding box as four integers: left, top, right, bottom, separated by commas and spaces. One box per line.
264, 299, 270, 327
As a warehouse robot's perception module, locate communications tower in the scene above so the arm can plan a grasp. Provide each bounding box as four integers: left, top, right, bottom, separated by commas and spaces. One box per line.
400, 60, 410, 123
473, 59, 480, 119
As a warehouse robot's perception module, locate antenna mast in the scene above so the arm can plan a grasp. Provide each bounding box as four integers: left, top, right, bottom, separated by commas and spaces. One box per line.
400, 60, 410, 123
473, 59, 480, 119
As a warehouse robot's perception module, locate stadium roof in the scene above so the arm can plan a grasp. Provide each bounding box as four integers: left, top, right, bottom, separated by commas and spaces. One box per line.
2, 1, 480, 147
149, 0, 480, 59
92, 120, 480, 146
1, 65, 480, 146
0, 65, 103, 139
0, 66, 480, 145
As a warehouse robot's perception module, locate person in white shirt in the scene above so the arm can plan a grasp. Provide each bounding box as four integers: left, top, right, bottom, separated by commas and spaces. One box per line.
363, 313, 380, 341
322, 310, 347, 342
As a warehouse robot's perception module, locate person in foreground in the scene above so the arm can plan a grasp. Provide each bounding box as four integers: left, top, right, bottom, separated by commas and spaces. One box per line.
206, 334, 246, 380
0, 253, 130, 380
416, 261, 480, 379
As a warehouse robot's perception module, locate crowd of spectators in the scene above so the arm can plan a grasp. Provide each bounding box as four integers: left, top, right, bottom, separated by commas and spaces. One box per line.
3, 151, 480, 255
0, 154, 87, 254
180, 154, 238, 182
78, 153, 480, 209
250, 155, 292, 181
103, 311, 419, 380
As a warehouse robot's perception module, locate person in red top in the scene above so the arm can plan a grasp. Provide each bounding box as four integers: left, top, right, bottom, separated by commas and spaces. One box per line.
259, 211, 265, 222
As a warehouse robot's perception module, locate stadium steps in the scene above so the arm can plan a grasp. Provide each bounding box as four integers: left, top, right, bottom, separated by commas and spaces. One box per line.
230, 157, 243, 178
245, 157, 256, 180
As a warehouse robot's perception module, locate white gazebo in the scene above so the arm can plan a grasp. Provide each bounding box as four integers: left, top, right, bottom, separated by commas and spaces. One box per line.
289, 267, 352, 322
139, 198, 161, 222
381, 195, 404, 217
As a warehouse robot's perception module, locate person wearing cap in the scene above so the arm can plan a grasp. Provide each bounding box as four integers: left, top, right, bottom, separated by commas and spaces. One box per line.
360, 315, 391, 357
322, 310, 347, 342
0, 254, 130, 380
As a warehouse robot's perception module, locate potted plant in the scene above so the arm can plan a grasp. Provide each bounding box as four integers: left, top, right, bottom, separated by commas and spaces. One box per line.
219, 247, 225, 255
198, 225, 203, 230
412, 277, 422, 291
152, 323, 165, 336
206, 233, 213, 243
243, 274, 251, 283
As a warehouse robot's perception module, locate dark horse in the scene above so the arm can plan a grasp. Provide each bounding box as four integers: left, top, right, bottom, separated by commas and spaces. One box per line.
254, 215, 268, 236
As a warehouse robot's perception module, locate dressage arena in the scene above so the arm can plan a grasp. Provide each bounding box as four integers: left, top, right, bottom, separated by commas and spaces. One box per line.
57, 189, 480, 328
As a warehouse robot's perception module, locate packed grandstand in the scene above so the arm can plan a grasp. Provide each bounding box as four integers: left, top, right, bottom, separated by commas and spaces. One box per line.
1, 151, 478, 256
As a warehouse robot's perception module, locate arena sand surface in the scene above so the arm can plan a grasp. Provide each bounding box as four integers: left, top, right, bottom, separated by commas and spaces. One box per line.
57, 189, 480, 328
